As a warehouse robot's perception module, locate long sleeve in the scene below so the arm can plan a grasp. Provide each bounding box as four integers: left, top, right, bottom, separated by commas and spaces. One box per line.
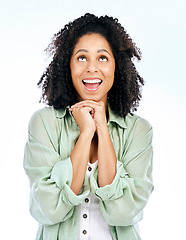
90, 115, 153, 226
23, 109, 90, 226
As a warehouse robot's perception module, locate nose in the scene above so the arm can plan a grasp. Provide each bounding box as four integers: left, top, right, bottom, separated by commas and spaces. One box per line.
86, 59, 98, 73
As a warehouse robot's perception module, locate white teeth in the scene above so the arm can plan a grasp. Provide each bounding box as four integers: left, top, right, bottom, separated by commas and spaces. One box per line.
83, 79, 102, 84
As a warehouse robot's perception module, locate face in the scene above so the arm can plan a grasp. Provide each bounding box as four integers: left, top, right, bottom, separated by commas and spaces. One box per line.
70, 33, 115, 104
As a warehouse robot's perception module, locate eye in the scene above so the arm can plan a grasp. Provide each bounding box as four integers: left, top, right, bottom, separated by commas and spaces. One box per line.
77, 56, 87, 62
99, 56, 108, 62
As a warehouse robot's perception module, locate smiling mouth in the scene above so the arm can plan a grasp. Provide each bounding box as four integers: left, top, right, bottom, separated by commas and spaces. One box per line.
82, 79, 102, 91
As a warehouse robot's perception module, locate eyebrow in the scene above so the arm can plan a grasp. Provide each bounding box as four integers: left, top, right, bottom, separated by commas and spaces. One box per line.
74, 49, 88, 55
98, 49, 111, 56
74, 49, 111, 56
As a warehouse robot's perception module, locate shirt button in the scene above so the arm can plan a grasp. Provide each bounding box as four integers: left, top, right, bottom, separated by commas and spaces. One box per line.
88, 166, 92, 171
85, 198, 89, 203
82, 230, 87, 234
83, 214, 87, 218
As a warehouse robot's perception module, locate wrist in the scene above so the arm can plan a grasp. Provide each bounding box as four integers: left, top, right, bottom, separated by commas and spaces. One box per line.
79, 131, 94, 141
96, 123, 109, 136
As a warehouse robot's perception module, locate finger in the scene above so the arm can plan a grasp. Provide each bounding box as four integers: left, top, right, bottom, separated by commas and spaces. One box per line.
71, 100, 98, 107
71, 100, 104, 109
69, 106, 93, 112
70, 105, 93, 113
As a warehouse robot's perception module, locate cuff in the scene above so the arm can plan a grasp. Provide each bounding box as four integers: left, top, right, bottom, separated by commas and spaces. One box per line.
91, 160, 129, 201
51, 157, 90, 205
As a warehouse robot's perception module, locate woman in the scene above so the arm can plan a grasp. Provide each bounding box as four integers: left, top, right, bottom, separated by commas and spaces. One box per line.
24, 13, 153, 240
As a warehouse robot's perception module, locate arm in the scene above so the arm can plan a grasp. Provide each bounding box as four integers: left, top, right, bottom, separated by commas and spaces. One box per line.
23, 109, 90, 226
91, 117, 154, 226
70, 132, 92, 195
70, 101, 153, 227
69, 105, 96, 195
71, 100, 117, 188
97, 123, 117, 187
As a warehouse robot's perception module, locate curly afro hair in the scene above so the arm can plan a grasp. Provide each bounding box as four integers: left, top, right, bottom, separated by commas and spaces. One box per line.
38, 13, 144, 117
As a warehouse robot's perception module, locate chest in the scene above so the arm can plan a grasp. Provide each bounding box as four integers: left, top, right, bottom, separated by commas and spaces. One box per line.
58, 119, 126, 162
89, 138, 98, 163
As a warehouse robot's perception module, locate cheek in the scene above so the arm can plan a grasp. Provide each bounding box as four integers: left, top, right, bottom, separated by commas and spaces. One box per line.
71, 62, 85, 79
70, 65, 77, 87
104, 64, 115, 79
107, 64, 115, 88
70, 61, 76, 76
70, 65, 79, 85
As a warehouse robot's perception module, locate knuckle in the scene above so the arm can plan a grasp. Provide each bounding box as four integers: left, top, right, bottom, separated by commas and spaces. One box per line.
79, 108, 84, 112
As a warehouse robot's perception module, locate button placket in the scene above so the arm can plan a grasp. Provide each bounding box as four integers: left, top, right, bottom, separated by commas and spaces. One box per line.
81, 212, 89, 239
80, 197, 90, 240
79, 161, 98, 240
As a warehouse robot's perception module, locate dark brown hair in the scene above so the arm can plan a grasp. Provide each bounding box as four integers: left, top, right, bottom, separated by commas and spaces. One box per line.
38, 13, 144, 117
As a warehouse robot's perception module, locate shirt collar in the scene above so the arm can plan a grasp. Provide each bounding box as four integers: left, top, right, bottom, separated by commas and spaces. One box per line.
54, 105, 127, 129
108, 105, 127, 129
55, 107, 68, 118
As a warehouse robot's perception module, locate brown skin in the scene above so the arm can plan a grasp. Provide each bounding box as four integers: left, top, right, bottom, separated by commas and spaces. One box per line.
38, 13, 144, 118
70, 33, 115, 104
69, 34, 117, 195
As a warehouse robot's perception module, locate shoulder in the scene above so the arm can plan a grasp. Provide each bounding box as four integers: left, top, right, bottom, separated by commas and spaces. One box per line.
27, 107, 56, 139
29, 106, 67, 126
27, 107, 67, 148
125, 113, 152, 131
29, 106, 55, 125
122, 114, 153, 153
28, 107, 63, 137
124, 113, 153, 142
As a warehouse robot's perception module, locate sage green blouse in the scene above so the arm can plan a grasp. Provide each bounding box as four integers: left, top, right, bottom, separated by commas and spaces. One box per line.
24, 105, 153, 240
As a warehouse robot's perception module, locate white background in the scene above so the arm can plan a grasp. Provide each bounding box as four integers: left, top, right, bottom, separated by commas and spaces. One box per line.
1, 0, 186, 239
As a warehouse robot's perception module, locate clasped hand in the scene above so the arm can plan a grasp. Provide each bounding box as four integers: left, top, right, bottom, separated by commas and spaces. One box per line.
70, 100, 107, 138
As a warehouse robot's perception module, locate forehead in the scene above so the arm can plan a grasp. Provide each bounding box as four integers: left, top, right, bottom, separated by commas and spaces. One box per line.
74, 33, 112, 52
